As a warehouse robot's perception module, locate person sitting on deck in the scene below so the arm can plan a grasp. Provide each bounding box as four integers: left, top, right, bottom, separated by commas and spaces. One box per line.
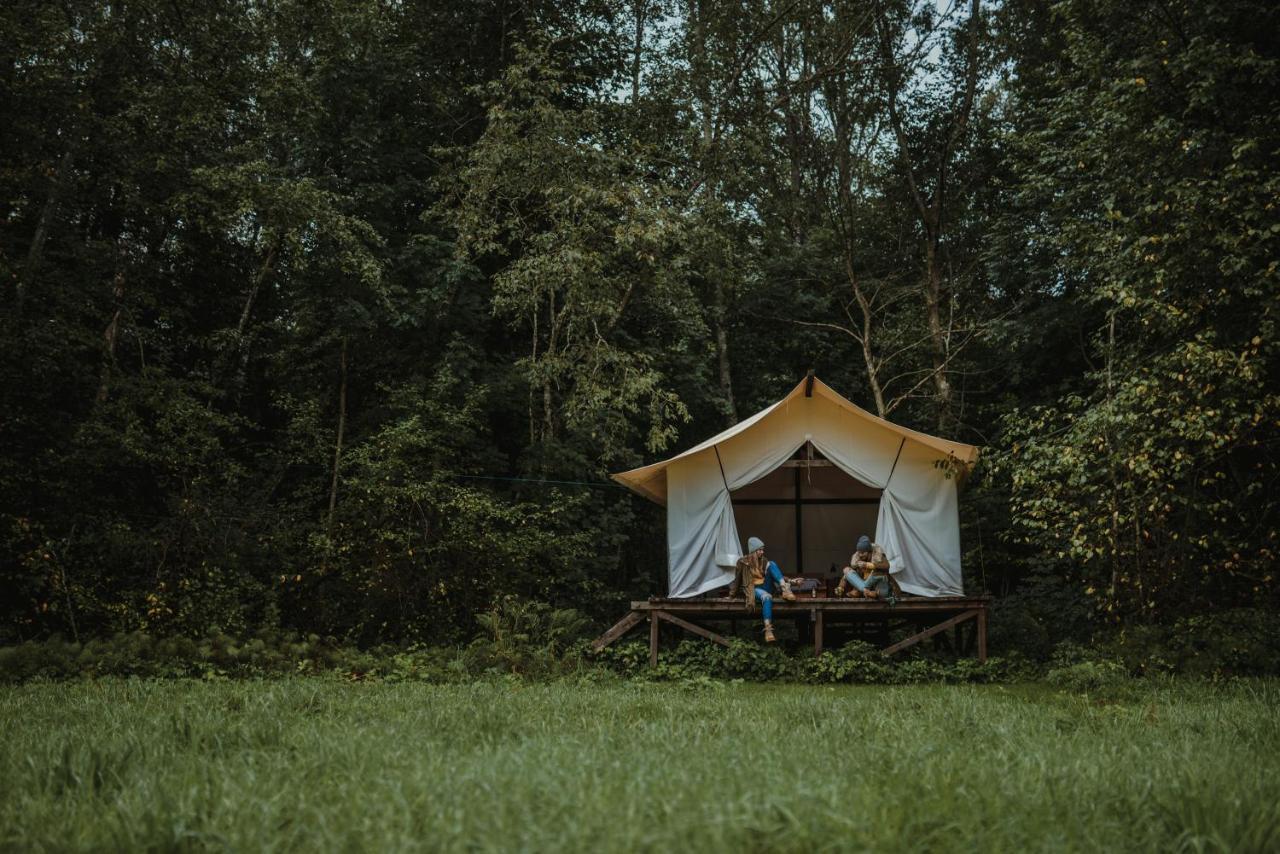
834, 535, 898, 605
728, 536, 795, 643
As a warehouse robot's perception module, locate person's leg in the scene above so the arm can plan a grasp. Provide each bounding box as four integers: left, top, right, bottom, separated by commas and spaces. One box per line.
843, 569, 870, 593
765, 562, 795, 600
755, 587, 776, 641
754, 587, 773, 622
765, 562, 785, 590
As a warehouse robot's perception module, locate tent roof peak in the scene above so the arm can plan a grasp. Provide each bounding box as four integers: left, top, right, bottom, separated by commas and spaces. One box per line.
611, 375, 979, 505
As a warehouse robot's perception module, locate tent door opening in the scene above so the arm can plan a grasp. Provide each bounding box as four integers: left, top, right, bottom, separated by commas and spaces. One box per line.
729, 442, 882, 577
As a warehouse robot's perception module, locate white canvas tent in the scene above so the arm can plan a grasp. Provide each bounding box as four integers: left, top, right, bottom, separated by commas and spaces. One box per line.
612, 376, 979, 599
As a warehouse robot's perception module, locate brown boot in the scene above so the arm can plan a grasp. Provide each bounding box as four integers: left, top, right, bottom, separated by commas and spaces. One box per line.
781, 581, 796, 602
763, 621, 776, 643
833, 580, 846, 598
847, 587, 865, 599
865, 589, 879, 600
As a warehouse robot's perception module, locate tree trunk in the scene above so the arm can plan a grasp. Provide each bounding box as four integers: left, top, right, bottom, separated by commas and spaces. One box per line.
326, 336, 348, 534
923, 241, 953, 427
713, 278, 737, 426
876, 0, 981, 430
845, 252, 887, 418
693, 0, 736, 426
541, 293, 560, 445
15, 149, 74, 321
631, 0, 646, 103
231, 233, 280, 397
95, 245, 128, 405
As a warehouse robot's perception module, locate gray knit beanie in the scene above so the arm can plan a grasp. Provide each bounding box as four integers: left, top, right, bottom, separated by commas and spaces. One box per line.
747, 536, 765, 553
856, 535, 872, 552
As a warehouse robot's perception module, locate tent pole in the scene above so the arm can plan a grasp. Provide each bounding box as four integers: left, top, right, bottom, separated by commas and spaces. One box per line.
794, 465, 803, 573
885, 437, 907, 487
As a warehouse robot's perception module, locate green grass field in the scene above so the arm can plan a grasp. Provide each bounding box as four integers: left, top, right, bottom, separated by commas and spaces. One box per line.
2, 678, 1278, 852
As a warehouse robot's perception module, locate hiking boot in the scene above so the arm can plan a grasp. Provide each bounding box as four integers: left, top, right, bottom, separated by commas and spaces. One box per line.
781, 584, 797, 602
847, 587, 864, 599
833, 581, 846, 598
865, 589, 879, 600
763, 622, 776, 643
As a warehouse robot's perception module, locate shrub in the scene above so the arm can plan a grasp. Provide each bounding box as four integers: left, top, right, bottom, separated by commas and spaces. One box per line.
1163, 609, 1280, 679
0, 630, 464, 683
805, 642, 893, 684
592, 637, 1038, 685
1046, 659, 1130, 697
464, 596, 593, 678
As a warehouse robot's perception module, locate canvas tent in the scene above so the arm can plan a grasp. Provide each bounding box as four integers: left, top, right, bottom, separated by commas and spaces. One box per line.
612, 376, 979, 599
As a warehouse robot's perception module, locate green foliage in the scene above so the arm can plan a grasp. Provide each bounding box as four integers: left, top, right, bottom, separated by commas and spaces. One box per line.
593, 638, 1030, 685
805, 641, 896, 684
465, 596, 592, 678
990, 0, 1280, 620
987, 567, 1097, 661
1, 0, 1276, 652
446, 43, 692, 462
0, 630, 467, 684
1046, 659, 1132, 699
1100, 608, 1280, 680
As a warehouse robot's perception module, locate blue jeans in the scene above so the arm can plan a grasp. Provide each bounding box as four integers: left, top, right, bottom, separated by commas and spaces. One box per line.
844, 569, 895, 602
754, 562, 786, 621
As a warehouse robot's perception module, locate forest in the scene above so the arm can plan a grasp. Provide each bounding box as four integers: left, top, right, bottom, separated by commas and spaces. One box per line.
2, 0, 1277, 653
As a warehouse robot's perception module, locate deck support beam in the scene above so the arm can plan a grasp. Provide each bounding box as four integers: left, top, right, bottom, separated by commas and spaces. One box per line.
655, 610, 731, 647
880, 610, 979, 657
592, 596, 991, 667
591, 610, 646, 651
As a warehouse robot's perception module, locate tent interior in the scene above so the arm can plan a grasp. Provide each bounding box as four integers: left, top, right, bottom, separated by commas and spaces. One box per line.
730, 441, 881, 579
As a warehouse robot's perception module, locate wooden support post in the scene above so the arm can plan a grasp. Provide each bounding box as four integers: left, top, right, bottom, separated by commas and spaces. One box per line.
977, 607, 988, 663
649, 612, 660, 667
656, 610, 731, 647
591, 610, 646, 651
814, 610, 824, 657
881, 610, 978, 657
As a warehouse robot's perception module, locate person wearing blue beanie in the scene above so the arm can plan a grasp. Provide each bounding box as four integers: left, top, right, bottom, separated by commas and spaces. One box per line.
835, 535, 897, 604
728, 536, 795, 642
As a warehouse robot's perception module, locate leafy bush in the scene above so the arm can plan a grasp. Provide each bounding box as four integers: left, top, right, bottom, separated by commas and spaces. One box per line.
0, 630, 467, 683
592, 637, 1036, 685
805, 641, 893, 684
1046, 660, 1130, 697
987, 567, 1098, 661
1044, 640, 1132, 697
464, 597, 593, 678
1162, 609, 1280, 679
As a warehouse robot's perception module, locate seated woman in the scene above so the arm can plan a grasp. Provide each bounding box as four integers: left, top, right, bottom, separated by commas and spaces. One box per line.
729, 536, 795, 642
834, 535, 898, 605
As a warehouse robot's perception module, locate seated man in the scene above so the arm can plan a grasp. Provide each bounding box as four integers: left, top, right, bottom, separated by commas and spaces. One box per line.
834, 535, 898, 605
728, 536, 795, 642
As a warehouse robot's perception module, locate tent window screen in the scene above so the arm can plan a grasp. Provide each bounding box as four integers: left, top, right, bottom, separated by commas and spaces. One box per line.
730, 444, 882, 575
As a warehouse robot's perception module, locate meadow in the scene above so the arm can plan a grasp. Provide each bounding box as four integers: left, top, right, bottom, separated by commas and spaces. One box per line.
1, 678, 1278, 853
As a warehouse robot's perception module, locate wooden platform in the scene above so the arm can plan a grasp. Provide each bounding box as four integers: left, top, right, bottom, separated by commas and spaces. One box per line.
592, 595, 990, 667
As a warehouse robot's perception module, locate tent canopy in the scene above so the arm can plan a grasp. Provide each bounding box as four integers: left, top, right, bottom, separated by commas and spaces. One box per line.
612, 376, 979, 599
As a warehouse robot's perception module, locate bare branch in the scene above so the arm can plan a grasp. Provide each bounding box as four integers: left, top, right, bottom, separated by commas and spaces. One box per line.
788, 318, 864, 345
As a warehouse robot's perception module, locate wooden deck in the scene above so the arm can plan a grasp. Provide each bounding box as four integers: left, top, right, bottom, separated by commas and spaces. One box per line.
592, 595, 990, 667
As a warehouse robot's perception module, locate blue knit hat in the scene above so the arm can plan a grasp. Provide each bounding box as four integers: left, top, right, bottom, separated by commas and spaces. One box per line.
747, 536, 765, 553
856, 535, 872, 552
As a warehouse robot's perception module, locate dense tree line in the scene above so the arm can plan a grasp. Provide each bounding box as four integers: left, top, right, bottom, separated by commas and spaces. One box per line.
2, 0, 1276, 645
